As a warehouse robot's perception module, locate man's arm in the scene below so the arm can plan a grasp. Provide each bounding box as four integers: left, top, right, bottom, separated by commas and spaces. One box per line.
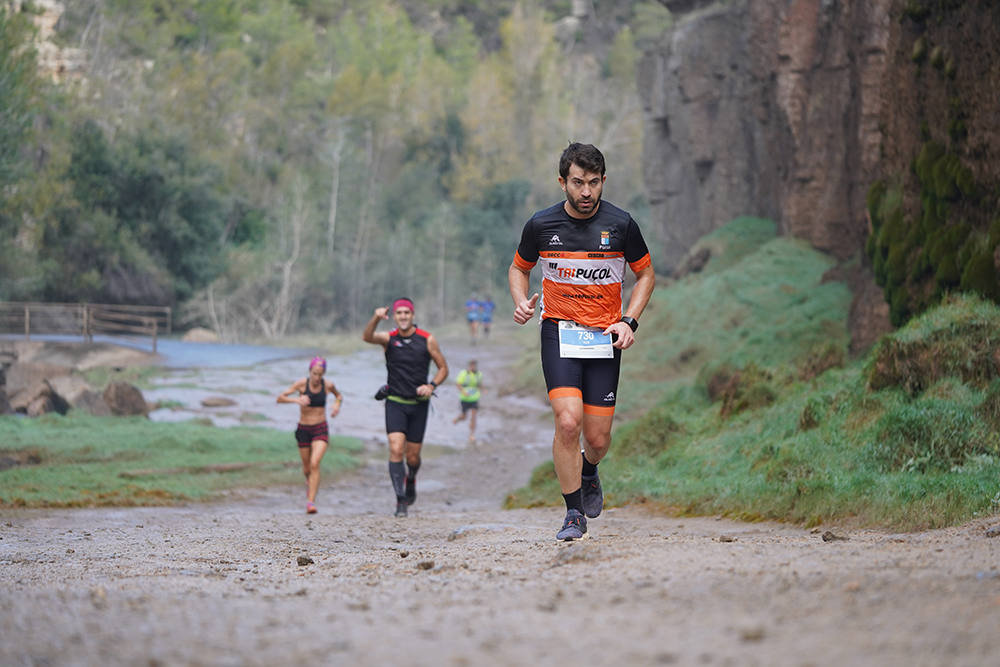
416, 335, 449, 398
624, 264, 655, 321
508, 262, 539, 325
362, 306, 390, 346
603, 264, 656, 350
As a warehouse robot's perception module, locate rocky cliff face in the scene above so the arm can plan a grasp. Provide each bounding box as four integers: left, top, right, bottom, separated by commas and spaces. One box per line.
640, 0, 893, 262
639, 0, 894, 349
640, 0, 1000, 351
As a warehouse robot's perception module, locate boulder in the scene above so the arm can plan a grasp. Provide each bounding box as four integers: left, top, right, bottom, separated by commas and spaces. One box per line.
201, 396, 237, 407
73, 389, 113, 417
5, 361, 71, 398
102, 381, 149, 417
48, 375, 112, 416
13, 379, 69, 416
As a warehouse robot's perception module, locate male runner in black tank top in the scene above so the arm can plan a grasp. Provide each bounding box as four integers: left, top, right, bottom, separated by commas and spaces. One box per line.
362, 297, 449, 517
509, 142, 655, 541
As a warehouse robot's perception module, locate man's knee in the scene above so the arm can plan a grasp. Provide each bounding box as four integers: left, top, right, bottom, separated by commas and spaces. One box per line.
554, 411, 582, 439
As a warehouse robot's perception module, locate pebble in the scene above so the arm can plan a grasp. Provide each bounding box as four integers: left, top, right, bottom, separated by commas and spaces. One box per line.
297, 556, 314, 566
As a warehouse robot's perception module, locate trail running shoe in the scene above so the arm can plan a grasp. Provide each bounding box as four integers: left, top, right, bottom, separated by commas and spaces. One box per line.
556, 509, 587, 541
581, 472, 603, 518
306, 501, 317, 514
405, 476, 416, 506
394, 500, 408, 517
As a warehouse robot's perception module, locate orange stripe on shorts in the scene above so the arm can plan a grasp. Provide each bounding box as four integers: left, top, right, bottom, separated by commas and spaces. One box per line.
583, 404, 616, 417
548, 387, 582, 401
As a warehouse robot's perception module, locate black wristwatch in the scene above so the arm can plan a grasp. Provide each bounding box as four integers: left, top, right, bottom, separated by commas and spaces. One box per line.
620, 316, 638, 332
429, 381, 438, 388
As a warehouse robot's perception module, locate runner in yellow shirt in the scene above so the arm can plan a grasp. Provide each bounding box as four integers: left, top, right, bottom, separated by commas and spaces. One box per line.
452, 359, 484, 444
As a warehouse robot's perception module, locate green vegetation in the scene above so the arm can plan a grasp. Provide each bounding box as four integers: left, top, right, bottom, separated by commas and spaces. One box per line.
1, 1, 650, 337
866, 140, 997, 326
506, 219, 1000, 530
0, 413, 361, 507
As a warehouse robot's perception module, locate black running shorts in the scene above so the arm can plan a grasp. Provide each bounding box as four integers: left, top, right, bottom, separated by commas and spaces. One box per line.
385, 398, 430, 442
540, 318, 621, 416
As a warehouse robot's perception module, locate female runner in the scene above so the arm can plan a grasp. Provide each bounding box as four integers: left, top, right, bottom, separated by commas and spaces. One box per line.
277, 357, 343, 513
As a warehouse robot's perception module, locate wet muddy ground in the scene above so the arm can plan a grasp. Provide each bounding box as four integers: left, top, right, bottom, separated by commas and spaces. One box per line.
3, 326, 1000, 666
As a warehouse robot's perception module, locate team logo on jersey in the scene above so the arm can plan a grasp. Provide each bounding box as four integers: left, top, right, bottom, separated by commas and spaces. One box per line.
600, 231, 610, 246
555, 266, 612, 280
549, 234, 563, 245
603, 391, 615, 402
548, 262, 558, 269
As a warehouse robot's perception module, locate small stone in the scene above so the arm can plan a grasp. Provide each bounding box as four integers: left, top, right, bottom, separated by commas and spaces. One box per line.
416, 560, 434, 570
297, 555, 314, 566
740, 626, 766, 642
984, 525, 1000, 538
822, 531, 847, 542
718, 535, 736, 543
399, 551, 409, 558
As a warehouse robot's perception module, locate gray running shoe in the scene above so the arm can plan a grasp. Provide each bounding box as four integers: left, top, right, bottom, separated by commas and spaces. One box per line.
394, 500, 408, 517
556, 509, 587, 541
581, 472, 603, 518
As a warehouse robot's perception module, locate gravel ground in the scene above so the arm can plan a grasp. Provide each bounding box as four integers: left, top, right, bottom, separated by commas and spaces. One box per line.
3, 330, 1000, 666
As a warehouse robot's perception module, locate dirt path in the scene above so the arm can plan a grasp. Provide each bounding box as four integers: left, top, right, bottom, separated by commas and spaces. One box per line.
3, 326, 1000, 666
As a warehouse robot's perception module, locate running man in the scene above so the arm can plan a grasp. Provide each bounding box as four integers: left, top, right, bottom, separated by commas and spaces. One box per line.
276, 357, 343, 513
465, 294, 482, 343
508, 142, 655, 541
363, 297, 448, 517
480, 296, 496, 339
452, 359, 484, 444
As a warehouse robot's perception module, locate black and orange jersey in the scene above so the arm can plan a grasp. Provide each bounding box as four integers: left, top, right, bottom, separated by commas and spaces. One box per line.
512, 201, 652, 329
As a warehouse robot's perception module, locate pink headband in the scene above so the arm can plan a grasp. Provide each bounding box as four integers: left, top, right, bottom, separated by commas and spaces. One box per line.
309, 356, 326, 371
392, 298, 414, 313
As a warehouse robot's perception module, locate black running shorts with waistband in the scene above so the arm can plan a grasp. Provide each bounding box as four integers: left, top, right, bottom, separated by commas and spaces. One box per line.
385, 398, 430, 443
540, 318, 621, 416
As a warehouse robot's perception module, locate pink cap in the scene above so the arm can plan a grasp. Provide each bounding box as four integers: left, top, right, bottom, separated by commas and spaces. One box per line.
309, 356, 326, 371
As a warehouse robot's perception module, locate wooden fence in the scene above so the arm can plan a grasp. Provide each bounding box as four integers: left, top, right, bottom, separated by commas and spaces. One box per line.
0, 302, 172, 352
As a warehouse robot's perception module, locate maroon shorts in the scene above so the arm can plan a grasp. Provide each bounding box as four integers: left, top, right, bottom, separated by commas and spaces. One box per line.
295, 422, 329, 447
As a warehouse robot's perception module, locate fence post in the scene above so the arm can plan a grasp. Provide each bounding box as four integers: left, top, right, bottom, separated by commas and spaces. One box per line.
24, 304, 30, 340
150, 318, 157, 353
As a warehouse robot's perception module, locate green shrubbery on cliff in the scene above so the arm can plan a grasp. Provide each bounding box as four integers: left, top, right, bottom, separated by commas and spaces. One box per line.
506, 219, 1000, 530
866, 141, 999, 327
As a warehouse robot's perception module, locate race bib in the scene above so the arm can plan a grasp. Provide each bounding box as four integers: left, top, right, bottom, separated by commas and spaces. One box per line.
558, 320, 613, 358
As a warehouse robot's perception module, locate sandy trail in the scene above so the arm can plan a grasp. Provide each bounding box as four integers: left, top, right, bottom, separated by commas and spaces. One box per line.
2, 328, 1000, 666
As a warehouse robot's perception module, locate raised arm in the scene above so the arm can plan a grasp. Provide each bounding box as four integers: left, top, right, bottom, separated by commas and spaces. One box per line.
362, 306, 391, 346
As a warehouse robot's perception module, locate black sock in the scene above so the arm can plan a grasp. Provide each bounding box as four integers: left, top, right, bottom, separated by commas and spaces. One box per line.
582, 451, 599, 477
389, 461, 406, 500
563, 488, 583, 513
407, 459, 421, 479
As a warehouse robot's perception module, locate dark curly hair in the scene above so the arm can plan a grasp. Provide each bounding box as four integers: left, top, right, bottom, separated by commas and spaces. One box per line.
559, 142, 606, 179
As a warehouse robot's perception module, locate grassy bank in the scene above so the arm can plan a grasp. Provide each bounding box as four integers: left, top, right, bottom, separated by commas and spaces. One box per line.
505, 218, 1000, 530
0, 413, 362, 508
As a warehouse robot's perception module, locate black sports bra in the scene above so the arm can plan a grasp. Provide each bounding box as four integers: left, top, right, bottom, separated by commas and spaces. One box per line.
303, 378, 326, 407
